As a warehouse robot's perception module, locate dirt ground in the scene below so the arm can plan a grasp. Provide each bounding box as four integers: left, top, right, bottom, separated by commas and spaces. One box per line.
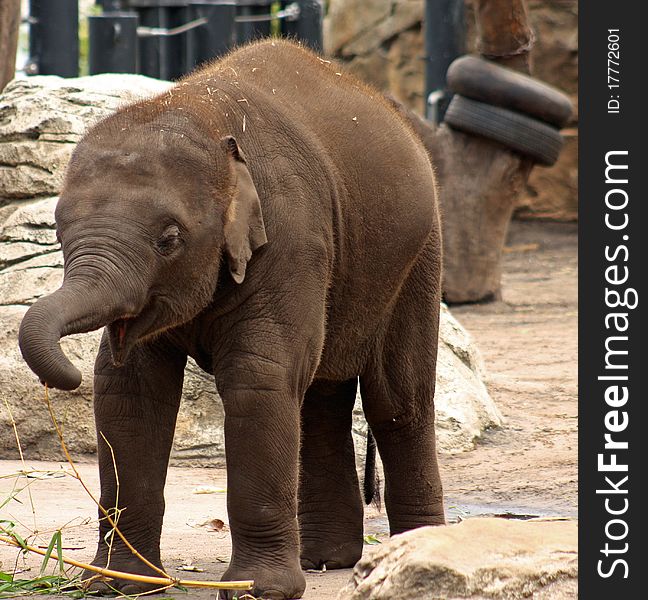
0, 220, 577, 598
444, 220, 578, 520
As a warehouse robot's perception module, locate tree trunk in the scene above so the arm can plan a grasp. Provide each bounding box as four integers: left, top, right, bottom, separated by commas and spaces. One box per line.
473, 0, 534, 72
0, 0, 21, 92
437, 0, 536, 303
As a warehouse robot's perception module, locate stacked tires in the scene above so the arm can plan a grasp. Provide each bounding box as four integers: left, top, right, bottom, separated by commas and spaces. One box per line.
443, 56, 573, 166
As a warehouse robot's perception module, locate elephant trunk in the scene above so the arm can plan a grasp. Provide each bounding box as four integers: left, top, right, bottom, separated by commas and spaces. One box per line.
19, 282, 137, 391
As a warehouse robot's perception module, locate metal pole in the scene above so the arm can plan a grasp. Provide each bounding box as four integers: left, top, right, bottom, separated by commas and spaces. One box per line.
281, 0, 322, 52
236, 0, 273, 44
424, 0, 465, 123
27, 0, 79, 77
89, 12, 139, 74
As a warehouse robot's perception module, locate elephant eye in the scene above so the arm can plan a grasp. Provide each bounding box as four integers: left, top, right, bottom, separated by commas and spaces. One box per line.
156, 224, 182, 255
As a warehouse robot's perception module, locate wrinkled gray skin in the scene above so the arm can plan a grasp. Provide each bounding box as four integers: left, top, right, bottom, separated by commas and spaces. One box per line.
19, 41, 444, 600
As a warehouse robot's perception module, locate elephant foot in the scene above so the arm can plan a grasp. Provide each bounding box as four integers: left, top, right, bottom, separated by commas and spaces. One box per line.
219, 562, 306, 600
300, 539, 363, 570
81, 552, 167, 596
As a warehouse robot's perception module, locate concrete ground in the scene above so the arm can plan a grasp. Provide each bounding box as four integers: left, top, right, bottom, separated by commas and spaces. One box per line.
0, 220, 578, 599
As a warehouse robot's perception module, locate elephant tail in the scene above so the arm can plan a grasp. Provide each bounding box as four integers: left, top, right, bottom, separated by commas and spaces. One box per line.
363, 429, 381, 509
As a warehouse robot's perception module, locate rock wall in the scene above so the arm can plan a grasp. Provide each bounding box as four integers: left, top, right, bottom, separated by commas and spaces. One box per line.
0, 74, 502, 464
325, 0, 578, 221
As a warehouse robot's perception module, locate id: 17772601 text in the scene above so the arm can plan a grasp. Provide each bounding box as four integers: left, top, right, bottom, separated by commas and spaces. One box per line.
608, 29, 621, 114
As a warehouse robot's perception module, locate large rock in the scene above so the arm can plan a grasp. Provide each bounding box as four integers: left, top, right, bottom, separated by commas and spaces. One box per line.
0, 74, 171, 203
338, 518, 578, 599
435, 304, 501, 452
325, 0, 426, 113
0, 74, 501, 463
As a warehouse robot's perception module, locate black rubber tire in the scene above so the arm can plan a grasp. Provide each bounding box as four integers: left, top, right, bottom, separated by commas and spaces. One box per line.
444, 95, 564, 166
447, 55, 573, 128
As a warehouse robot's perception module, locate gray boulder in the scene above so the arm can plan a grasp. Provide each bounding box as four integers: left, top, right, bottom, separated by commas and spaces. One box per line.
338, 518, 578, 599
0, 74, 172, 202
0, 74, 501, 463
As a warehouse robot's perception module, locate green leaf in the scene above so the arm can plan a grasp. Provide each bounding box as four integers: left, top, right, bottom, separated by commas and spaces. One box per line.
56, 531, 64, 574
0, 573, 89, 598
0, 582, 15, 593
40, 533, 59, 576
363, 533, 382, 545
11, 531, 28, 551
0, 491, 20, 511
0, 573, 12, 583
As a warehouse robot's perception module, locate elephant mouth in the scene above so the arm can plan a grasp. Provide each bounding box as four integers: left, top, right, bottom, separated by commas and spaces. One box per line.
107, 301, 160, 367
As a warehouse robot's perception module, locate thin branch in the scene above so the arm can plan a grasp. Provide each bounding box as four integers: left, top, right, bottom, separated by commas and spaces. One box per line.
99, 431, 120, 572
43, 386, 169, 579
2, 397, 38, 533
0, 534, 253, 591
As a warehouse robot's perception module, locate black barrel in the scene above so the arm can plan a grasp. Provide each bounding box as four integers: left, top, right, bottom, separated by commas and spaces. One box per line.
28, 0, 79, 77
236, 0, 273, 44
186, 1, 236, 71
281, 0, 322, 52
97, 0, 125, 10
130, 0, 189, 80
89, 12, 139, 75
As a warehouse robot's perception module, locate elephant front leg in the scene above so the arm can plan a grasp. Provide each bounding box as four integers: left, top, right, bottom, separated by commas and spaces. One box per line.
217, 385, 306, 600
84, 333, 186, 595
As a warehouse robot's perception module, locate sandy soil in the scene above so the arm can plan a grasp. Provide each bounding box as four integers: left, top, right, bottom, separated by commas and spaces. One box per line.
443, 220, 578, 520
0, 220, 577, 599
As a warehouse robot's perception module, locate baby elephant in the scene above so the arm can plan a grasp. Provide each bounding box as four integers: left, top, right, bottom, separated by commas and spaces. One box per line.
19, 40, 444, 599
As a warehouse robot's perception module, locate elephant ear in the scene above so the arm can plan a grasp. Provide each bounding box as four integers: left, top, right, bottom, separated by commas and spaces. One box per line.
221, 136, 267, 284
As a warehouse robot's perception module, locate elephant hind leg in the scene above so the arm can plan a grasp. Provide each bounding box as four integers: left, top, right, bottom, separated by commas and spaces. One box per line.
298, 377, 364, 570
360, 239, 445, 535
